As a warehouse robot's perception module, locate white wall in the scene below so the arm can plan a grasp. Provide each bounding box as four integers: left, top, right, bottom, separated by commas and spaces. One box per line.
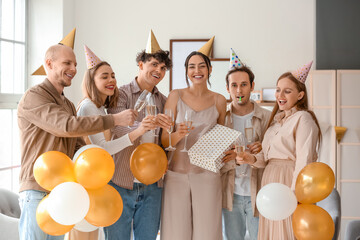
29, 0, 315, 105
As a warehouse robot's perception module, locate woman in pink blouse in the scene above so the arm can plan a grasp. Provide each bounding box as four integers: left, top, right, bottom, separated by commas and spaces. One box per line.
238, 62, 322, 240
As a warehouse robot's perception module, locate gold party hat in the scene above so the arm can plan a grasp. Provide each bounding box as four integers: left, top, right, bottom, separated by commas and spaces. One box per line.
145, 29, 161, 54
198, 36, 214, 57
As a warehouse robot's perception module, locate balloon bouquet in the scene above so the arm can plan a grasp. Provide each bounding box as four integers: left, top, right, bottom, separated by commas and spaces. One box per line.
34, 143, 168, 236
256, 162, 336, 240
34, 145, 123, 235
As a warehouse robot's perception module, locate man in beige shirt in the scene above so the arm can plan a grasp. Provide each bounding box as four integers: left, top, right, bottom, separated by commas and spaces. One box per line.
17, 44, 135, 240
221, 64, 271, 240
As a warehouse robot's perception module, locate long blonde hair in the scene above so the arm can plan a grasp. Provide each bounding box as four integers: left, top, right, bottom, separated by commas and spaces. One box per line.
81, 61, 119, 108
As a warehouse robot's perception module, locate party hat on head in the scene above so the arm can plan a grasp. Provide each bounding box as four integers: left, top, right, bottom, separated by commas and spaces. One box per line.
229, 48, 243, 69
84, 45, 102, 69
198, 36, 215, 57
32, 28, 77, 75
292, 61, 313, 83
145, 29, 161, 54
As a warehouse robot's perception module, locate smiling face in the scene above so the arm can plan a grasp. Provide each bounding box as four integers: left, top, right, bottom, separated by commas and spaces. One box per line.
94, 64, 116, 103
276, 77, 305, 111
227, 71, 254, 106
46, 45, 77, 89
186, 54, 212, 85
138, 57, 167, 88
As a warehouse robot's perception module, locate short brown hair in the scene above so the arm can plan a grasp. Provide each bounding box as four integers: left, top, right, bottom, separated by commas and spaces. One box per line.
225, 66, 255, 87
136, 50, 172, 69
81, 61, 119, 109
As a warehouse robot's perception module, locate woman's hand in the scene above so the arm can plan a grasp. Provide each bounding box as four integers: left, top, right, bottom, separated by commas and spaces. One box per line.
236, 151, 256, 165
247, 141, 262, 154
174, 123, 189, 138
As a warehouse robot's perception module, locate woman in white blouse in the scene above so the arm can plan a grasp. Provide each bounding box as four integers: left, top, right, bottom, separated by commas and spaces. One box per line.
237, 66, 322, 240
70, 59, 154, 240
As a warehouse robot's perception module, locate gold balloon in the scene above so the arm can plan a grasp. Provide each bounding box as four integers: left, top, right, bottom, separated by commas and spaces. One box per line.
295, 162, 335, 204
34, 151, 76, 191
74, 147, 115, 189
292, 204, 335, 240
85, 184, 123, 227
130, 143, 168, 185
36, 195, 74, 236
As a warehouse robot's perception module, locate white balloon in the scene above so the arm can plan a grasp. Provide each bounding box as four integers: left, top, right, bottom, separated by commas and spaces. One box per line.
48, 182, 90, 225
256, 183, 297, 221
74, 219, 98, 232
72, 144, 104, 162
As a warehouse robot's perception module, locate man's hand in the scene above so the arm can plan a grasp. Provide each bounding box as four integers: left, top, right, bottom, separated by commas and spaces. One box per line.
154, 113, 172, 130
222, 147, 236, 163
113, 109, 138, 127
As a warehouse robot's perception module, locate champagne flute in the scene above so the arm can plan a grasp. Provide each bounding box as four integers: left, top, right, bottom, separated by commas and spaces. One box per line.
245, 118, 254, 146
180, 110, 193, 152
234, 133, 247, 177
164, 109, 176, 151
128, 90, 150, 128
146, 94, 158, 137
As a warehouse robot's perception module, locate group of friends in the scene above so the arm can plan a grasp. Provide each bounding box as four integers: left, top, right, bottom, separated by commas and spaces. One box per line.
17, 29, 321, 240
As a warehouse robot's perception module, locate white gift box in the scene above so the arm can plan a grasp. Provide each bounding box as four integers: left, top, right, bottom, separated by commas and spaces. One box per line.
188, 124, 241, 173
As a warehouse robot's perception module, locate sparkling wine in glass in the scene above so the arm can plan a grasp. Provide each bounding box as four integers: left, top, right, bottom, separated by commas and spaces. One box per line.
165, 109, 176, 151
180, 110, 194, 152
128, 90, 150, 128
234, 133, 247, 177
245, 118, 254, 145
146, 95, 158, 137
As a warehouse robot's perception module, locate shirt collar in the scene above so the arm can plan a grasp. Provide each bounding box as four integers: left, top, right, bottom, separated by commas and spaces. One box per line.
130, 77, 159, 94
274, 107, 298, 123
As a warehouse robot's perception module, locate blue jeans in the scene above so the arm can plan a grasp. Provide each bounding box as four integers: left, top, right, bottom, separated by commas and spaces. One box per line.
19, 190, 64, 240
222, 195, 259, 240
104, 182, 162, 240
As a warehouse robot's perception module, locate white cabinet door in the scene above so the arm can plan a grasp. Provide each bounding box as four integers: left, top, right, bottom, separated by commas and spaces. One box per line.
307, 70, 337, 172
337, 70, 360, 238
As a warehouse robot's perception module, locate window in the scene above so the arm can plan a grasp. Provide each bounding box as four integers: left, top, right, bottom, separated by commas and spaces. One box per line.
0, 0, 27, 192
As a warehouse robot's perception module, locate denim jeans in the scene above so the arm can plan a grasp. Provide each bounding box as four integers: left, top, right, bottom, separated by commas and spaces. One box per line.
222, 195, 259, 240
19, 190, 64, 240
104, 182, 162, 240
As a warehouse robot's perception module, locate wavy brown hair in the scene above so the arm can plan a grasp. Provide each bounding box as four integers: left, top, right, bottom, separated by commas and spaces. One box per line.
266, 72, 322, 147
81, 61, 119, 108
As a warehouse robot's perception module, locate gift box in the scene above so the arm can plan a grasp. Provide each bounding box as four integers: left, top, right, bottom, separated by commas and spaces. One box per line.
188, 124, 241, 173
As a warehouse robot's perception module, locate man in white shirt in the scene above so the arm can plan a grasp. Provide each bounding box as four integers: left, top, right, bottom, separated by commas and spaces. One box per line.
221, 65, 271, 240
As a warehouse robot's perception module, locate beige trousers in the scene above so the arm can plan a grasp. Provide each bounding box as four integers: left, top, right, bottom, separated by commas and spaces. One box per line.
160, 170, 222, 240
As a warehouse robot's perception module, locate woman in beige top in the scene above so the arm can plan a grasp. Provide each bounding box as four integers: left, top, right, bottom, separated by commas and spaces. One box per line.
160, 51, 226, 240
238, 71, 321, 240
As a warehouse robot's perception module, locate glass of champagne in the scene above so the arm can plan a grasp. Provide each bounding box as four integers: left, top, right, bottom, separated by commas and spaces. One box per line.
245, 118, 254, 146
234, 133, 247, 177
165, 109, 176, 151
128, 90, 150, 128
180, 110, 194, 152
146, 95, 158, 137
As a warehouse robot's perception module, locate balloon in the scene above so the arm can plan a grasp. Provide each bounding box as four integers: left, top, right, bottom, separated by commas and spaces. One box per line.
292, 204, 335, 240
48, 182, 90, 225
130, 143, 168, 185
36, 195, 74, 236
72, 144, 100, 162
74, 146, 115, 189
33, 151, 76, 191
256, 183, 297, 221
295, 162, 335, 204
74, 219, 98, 232
85, 184, 123, 227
